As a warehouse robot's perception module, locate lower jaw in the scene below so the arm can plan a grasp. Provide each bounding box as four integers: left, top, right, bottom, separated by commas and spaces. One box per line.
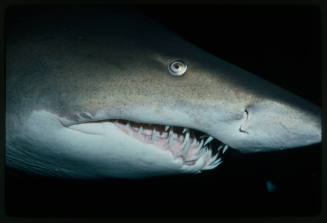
69, 117, 229, 172
107, 119, 229, 170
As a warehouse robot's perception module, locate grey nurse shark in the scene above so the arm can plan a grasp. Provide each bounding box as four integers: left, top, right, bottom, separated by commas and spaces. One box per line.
5, 7, 321, 179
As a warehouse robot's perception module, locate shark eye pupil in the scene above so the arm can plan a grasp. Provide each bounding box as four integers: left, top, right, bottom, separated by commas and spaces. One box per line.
168, 59, 187, 76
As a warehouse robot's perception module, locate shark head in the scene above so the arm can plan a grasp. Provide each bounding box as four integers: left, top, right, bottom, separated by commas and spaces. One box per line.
6, 7, 321, 178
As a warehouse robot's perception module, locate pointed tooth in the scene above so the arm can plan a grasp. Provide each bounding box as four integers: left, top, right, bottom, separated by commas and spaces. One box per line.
210, 153, 219, 164
204, 136, 214, 146
190, 143, 202, 157
211, 157, 223, 166
222, 145, 229, 153
182, 128, 189, 134
204, 158, 222, 170
195, 139, 204, 152
138, 126, 143, 135
190, 153, 207, 170
182, 134, 191, 155
165, 125, 170, 131
185, 131, 190, 143
217, 145, 223, 152
190, 141, 205, 160
177, 142, 190, 158
200, 155, 210, 169
203, 159, 223, 170
216, 157, 223, 164
191, 139, 198, 146
187, 152, 202, 162
168, 129, 174, 147
202, 165, 214, 170
205, 149, 212, 161
152, 128, 157, 141
202, 163, 215, 170
210, 161, 223, 169
126, 122, 130, 129
181, 131, 190, 147
169, 135, 174, 147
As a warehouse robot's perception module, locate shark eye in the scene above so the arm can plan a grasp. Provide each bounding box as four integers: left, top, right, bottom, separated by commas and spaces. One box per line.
168, 60, 187, 76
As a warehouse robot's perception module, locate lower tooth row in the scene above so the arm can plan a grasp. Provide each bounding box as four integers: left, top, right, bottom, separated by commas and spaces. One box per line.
123, 121, 228, 158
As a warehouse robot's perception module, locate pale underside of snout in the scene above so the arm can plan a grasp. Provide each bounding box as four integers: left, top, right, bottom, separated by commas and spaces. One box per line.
6, 110, 227, 178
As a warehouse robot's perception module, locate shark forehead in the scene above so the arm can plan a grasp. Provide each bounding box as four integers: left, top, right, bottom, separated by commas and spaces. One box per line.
5, 6, 321, 179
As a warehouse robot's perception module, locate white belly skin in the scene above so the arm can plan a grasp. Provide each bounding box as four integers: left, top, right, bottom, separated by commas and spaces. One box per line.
6, 110, 210, 178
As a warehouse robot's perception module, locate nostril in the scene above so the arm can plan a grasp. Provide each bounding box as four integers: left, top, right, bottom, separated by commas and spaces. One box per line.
239, 109, 249, 134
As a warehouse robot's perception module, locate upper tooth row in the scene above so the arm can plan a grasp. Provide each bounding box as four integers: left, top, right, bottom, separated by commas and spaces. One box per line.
123, 122, 228, 152
126, 122, 183, 138
127, 123, 191, 134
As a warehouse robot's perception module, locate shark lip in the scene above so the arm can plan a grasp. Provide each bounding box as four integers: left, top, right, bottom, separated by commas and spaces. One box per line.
69, 118, 229, 169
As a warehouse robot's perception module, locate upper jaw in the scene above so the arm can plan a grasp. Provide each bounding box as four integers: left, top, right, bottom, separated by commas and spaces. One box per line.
59, 108, 232, 149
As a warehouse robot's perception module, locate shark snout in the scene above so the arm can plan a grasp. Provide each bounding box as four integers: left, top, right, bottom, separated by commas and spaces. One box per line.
231, 99, 321, 153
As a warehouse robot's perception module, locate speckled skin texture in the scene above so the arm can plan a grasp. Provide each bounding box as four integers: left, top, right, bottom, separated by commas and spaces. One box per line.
6, 7, 321, 177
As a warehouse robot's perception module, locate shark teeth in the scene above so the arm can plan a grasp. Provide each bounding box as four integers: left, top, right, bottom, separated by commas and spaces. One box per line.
177, 131, 190, 157
138, 126, 143, 135
151, 128, 157, 141
222, 145, 229, 153
203, 157, 223, 170
126, 122, 130, 129
181, 131, 190, 147
204, 136, 214, 146
168, 128, 174, 147
195, 139, 204, 153
115, 120, 228, 170
217, 145, 223, 152
165, 125, 170, 131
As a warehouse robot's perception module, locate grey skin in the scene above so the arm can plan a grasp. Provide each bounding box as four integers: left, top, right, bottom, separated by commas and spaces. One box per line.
6, 8, 321, 177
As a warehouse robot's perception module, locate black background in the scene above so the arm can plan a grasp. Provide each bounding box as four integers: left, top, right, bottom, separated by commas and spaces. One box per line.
5, 5, 321, 217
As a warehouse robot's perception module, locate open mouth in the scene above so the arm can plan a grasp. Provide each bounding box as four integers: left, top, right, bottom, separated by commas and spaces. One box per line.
77, 119, 229, 170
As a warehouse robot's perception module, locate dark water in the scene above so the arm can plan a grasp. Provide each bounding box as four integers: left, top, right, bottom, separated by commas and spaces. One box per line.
5, 5, 321, 217
5, 144, 321, 217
